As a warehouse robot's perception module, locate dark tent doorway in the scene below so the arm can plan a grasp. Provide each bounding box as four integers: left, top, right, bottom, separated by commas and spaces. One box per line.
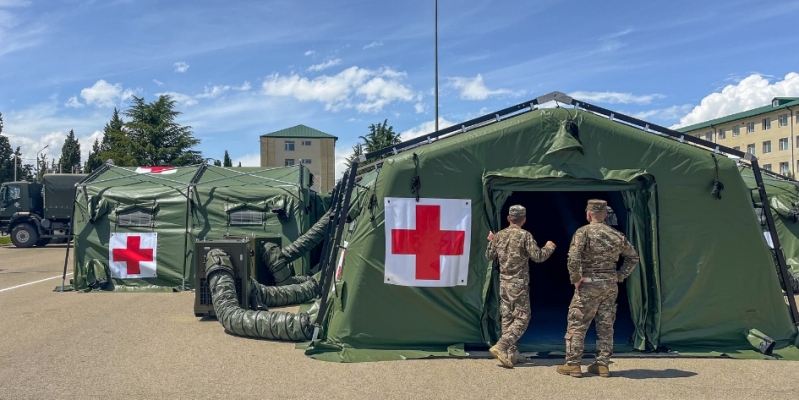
497, 190, 636, 350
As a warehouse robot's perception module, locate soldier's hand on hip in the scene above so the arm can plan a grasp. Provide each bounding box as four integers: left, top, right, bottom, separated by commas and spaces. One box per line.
487, 231, 495, 241
546, 241, 555, 248
574, 277, 586, 291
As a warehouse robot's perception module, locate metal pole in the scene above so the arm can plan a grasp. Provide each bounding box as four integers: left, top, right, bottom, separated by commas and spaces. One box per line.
434, 0, 439, 132
13, 154, 16, 182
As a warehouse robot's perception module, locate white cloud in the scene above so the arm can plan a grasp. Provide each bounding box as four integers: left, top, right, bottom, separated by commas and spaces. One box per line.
153, 79, 164, 86
334, 145, 356, 179
304, 50, 315, 56
673, 72, 799, 128
233, 153, 260, 167
79, 130, 102, 163
630, 104, 694, 122
447, 74, 520, 100
364, 41, 383, 50
65, 96, 83, 108
399, 117, 456, 141
414, 103, 425, 113
174, 61, 190, 73
157, 91, 198, 106
308, 58, 342, 72
262, 66, 418, 113
569, 91, 665, 105
79, 80, 138, 108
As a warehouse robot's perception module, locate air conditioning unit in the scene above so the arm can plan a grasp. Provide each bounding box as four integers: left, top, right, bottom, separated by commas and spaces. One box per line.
223, 234, 284, 285
194, 238, 252, 318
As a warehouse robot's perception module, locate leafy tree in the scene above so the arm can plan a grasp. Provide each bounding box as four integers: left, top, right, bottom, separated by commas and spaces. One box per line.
100, 108, 137, 166
0, 112, 15, 184
213, 159, 221, 166
59, 130, 81, 173
223, 150, 232, 167
345, 119, 401, 173
84, 138, 104, 173
123, 95, 202, 166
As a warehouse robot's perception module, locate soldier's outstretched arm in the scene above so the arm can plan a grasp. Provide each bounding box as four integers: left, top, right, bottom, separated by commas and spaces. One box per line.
616, 239, 640, 282
567, 229, 586, 284
525, 233, 555, 263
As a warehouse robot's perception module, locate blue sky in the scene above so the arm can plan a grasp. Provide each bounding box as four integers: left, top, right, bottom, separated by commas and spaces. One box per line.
1, 0, 798, 175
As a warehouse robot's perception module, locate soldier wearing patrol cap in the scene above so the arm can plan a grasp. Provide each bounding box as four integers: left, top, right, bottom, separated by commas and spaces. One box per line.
486, 204, 556, 368
557, 199, 639, 378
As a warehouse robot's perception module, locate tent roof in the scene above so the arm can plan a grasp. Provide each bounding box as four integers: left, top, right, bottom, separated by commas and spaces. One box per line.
80, 165, 203, 189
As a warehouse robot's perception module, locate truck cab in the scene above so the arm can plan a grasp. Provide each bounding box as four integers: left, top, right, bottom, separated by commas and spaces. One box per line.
0, 174, 85, 248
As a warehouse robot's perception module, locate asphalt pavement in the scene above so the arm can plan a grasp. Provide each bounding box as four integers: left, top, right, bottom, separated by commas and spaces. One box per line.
1, 245, 798, 399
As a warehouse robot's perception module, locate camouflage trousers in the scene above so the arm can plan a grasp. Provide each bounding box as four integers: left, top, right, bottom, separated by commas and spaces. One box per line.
497, 281, 531, 360
565, 280, 618, 366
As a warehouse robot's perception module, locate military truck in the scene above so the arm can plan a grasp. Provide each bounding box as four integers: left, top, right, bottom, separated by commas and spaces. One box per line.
0, 174, 86, 248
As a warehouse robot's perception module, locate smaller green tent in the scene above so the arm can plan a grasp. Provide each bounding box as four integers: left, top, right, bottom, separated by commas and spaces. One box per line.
72, 164, 320, 291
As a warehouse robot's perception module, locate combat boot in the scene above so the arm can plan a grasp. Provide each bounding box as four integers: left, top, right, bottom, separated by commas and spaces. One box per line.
511, 352, 527, 365
587, 363, 610, 377
556, 363, 583, 378
489, 345, 514, 368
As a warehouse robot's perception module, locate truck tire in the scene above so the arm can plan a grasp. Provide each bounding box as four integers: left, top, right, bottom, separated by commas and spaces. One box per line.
11, 224, 38, 248
35, 238, 51, 247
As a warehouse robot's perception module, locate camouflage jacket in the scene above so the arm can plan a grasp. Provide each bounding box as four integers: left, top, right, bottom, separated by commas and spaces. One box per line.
486, 225, 555, 285
567, 221, 639, 284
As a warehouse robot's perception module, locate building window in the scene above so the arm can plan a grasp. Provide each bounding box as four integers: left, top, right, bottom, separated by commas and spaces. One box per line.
300, 159, 312, 164
762, 118, 771, 130
733, 146, 740, 151
718, 129, 726, 140
228, 209, 263, 226
747, 122, 755, 133
302, 140, 312, 146
779, 114, 789, 127
747, 144, 755, 155
764, 164, 772, 171
704, 131, 712, 141
117, 209, 154, 227
780, 138, 789, 151
780, 162, 790, 175
732, 126, 740, 137
285, 159, 295, 166
762, 141, 772, 153
284, 141, 295, 151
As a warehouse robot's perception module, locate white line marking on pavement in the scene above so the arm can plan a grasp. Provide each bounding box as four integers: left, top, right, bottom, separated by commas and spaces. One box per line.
0, 273, 73, 293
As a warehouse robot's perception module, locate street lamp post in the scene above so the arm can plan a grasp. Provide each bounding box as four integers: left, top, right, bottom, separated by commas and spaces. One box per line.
435, 0, 439, 132
36, 145, 49, 181
12, 154, 16, 182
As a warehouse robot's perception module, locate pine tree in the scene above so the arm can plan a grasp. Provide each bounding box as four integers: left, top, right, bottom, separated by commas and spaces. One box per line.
0, 112, 14, 183
346, 119, 401, 173
100, 108, 136, 166
59, 130, 81, 173
84, 138, 104, 173
237, 161, 241, 167
213, 159, 221, 166
123, 95, 202, 166
223, 150, 232, 167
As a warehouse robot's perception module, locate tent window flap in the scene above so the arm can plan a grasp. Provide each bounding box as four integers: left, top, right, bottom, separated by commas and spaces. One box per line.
229, 209, 263, 226
117, 209, 154, 227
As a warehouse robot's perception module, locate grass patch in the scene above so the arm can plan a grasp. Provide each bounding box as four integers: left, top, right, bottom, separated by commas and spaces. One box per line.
0, 236, 10, 245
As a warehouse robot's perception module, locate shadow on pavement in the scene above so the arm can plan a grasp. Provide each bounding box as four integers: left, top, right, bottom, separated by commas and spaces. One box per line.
614, 368, 697, 379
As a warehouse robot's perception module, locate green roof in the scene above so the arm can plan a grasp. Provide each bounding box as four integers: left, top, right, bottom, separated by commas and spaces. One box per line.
261, 124, 338, 140
677, 97, 799, 133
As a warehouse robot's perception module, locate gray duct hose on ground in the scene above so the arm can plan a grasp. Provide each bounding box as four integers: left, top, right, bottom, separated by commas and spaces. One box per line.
264, 211, 331, 286
249, 274, 319, 308
206, 249, 318, 341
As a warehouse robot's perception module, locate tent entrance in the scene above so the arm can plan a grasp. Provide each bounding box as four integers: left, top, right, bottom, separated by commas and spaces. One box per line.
497, 190, 635, 350
483, 174, 659, 353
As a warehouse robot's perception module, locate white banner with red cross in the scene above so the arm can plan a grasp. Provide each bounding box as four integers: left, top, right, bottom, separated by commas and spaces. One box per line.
135, 166, 177, 174
108, 232, 158, 279
384, 197, 471, 287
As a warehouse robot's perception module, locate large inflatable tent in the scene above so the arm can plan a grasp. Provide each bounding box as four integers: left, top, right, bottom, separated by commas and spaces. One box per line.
305, 92, 799, 362
71, 164, 323, 291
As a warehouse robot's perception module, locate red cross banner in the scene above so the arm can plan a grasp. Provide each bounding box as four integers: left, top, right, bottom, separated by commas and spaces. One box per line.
384, 197, 471, 287
135, 166, 177, 174
108, 233, 158, 279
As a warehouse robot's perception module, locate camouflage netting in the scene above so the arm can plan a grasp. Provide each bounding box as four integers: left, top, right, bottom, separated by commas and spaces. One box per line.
206, 248, 318, 341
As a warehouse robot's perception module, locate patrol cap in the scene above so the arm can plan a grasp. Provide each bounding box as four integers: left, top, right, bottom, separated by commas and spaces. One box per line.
586, 199, 608, 212
509, 205, 526, 219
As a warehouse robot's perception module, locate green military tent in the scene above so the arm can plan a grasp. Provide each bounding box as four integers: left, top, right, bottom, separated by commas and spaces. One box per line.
305, 92, 799, 362
72, 164, 322, 291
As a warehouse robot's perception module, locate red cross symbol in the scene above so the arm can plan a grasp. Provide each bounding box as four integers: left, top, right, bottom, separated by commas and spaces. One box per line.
391, 205, 466, 280
112, 236, 154, 275
141, 166, 175, 174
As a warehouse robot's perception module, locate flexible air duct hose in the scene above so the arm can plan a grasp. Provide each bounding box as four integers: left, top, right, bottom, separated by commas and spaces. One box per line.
263, 211, 331, 286
206, 249, 317, 341
249, 274, 319, 307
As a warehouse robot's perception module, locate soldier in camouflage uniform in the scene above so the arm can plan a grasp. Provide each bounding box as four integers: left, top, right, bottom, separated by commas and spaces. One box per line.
557, 199, 639, 378
486, 204, 556, 368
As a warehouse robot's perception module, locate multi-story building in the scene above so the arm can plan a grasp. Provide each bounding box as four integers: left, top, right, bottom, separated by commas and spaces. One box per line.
678, 97, 799, 176
260, 125, 337, 193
